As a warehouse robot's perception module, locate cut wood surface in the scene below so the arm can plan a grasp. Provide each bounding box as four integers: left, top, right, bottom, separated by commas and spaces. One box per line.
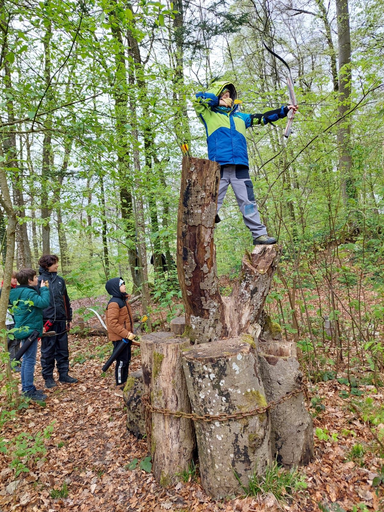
182, 337, 271, 499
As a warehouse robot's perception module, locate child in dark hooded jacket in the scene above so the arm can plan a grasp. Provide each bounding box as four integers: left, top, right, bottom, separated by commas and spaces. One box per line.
105, 277, 137, 387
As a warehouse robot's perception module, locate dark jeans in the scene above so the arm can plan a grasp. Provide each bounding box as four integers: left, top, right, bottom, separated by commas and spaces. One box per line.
20, 336, 38, 393
41, 320, 69, 380
113, 340, 131, 386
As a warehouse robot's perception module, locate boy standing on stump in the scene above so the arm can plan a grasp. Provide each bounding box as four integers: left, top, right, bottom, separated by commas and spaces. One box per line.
105, 277, 138, 388
194, 80, 298, 245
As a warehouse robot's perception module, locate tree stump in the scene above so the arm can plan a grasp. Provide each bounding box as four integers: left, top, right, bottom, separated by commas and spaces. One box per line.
257, 319, 314, 467
182, 337, 271, 499
176, 157, 227, 343
177, 157, 281, 343
140, 332, 195, 486
170, 316, 186, 335
123, 369, 145, 439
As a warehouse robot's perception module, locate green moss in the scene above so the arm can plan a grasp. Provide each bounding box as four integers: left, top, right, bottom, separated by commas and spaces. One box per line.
241, 334, 256, 348
123, 376, 135, 393
153, 351, 164, 380
160, 472, 171, 487
151, 438, 156, 455
244, 389, 268, 408
264, 315, 282, 336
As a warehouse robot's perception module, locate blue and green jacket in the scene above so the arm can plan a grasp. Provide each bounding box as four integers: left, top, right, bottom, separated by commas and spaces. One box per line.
9, 285, 51, 339
194, 80, 288, 167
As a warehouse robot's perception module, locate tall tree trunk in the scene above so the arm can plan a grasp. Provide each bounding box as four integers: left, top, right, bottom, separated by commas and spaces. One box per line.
336, 0, 354, 205
2, 50, 31, 267
314, 0, 339, 92
41, 20, 53, 254
171, 0, 191, 147
86, 177, 93, 258
100, 176, 110, 280
0, 150, 17, 387
109, 10, 144, 292
54, 142, 72, 274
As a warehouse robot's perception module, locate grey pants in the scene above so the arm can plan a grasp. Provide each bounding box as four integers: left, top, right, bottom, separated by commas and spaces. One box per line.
217, 165, 267, 239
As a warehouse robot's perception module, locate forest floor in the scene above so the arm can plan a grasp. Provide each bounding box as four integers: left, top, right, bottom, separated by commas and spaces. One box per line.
1, 304, 384, 511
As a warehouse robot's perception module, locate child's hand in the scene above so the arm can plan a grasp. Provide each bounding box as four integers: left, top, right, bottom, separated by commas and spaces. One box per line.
288, 104, 298, 113
219, 97, 233, 107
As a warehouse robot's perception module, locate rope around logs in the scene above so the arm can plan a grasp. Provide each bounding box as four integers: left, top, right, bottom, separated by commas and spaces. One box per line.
142, 385, 308, 423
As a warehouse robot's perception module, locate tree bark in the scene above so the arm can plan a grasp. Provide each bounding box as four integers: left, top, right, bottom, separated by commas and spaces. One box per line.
140, 331, 195, 486
176, 156, 226, 343
257, 317, 314, 467
182, 337, 271, 499
336, 0, 354, 204
123, 369, 146, 439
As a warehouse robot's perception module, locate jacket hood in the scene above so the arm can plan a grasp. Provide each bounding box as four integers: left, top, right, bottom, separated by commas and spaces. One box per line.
207, 80, 237, 101
105, 277, 126, 299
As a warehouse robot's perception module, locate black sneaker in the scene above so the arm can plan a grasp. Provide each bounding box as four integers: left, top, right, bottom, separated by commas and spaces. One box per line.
215, 214, 221, 224
59, 374, 78, 384
24, 389, 47, 401
45, 377, 57, 389
253, 235, 277, 245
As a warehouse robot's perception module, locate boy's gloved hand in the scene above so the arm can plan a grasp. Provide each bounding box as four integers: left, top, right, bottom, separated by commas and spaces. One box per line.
219, 96, 233, 107
127, 332, 140, 345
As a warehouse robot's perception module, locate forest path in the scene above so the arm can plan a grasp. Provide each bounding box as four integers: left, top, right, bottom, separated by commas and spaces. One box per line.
1, 333, 383, 511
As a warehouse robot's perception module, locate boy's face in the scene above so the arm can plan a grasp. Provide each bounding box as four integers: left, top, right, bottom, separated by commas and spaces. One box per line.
28, 275, 38, 287
119, 283, 126, 294
219, 90, 233, 107
11, 277, 17, 287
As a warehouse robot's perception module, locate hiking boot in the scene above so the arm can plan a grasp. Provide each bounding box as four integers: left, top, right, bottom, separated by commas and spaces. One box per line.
253, 235, 277, 245
24, 389, 47, 401
45, 377, 57, 389
59, 374, 78, 384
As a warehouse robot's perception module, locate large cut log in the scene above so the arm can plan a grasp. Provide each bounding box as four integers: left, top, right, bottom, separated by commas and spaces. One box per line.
257, 317, 314, 467
170, 316, 186, 335
182, 337, 271, 499
123, 370, 146, 439
140, 332, 195, 486
176, 156, 227, 343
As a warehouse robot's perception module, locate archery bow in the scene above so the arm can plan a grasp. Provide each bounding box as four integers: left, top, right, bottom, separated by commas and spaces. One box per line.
263, 42, 297, 138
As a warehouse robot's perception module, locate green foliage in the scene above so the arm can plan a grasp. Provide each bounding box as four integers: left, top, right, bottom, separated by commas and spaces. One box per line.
310, 396, 325, 416
125, 455, 152, 473
346, 443, 366, 466
315, 428, 338, 442
0, 423, 55, 477
50, 482, 69, 499
319, 503, 369, 512
372, 465, 384, 495
176, 460, 198, 483
237, 461, 307, 502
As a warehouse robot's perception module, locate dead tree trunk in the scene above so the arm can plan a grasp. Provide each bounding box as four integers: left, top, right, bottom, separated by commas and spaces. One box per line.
176, 157, 226, 343
177, 157, 280, 342
140, 332, 195, 486
182, 337, 271, 499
